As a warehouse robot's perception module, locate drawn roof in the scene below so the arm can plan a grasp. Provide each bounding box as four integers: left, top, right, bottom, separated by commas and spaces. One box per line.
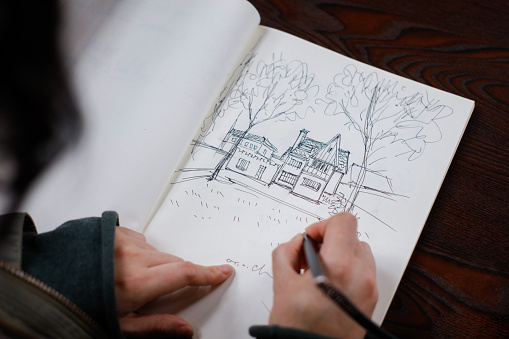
347, 164, 393, 194
313, 135, 349, 173
226, 129, 278, 152
293, 138, 326, 158
290, 133, 349, 173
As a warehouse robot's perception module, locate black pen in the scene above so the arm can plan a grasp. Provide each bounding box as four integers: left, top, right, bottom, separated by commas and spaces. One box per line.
302, 232, 399, 339
302, 232, 327, 284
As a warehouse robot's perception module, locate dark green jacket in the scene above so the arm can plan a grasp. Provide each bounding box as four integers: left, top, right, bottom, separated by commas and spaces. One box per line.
0, 211, 122, 338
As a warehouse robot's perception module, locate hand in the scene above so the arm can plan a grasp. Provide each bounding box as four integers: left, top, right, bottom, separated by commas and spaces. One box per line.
114, 227, 234, 338
269, 213, 378, 339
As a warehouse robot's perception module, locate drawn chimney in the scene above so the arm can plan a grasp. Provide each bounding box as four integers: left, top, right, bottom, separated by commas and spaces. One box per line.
291, 129, 309, 150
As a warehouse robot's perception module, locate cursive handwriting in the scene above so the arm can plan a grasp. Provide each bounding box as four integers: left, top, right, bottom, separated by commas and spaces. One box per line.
226, 258, 273, 279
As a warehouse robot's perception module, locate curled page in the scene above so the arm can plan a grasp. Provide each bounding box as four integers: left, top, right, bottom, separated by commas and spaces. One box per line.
23, 0, 260, 232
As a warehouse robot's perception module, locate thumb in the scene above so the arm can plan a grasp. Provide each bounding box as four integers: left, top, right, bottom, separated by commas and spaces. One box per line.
119, 313, 194, 338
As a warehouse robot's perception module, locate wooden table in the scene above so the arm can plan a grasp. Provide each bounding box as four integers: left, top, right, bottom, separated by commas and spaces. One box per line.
247, 1, 509, 338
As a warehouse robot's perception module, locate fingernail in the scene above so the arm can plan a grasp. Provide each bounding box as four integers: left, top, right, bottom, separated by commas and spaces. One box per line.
219, 264, 234, 275
177, 324, 193, 337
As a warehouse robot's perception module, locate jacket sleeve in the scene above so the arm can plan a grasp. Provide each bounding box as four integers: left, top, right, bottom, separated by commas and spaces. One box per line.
249, 325, 379, 339
21, 211, 123, 338
249, 325, 339, 339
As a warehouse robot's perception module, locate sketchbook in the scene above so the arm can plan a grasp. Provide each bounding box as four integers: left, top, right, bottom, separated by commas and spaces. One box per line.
22, 0, 474, 338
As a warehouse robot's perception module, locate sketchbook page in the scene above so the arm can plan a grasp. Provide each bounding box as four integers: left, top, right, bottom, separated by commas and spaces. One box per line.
144, 26, 474, 337
21, 0, 260, 233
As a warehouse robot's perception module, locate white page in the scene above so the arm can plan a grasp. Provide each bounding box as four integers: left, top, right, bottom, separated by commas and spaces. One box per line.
145, 26, 474, 338
22, 0, 260, 232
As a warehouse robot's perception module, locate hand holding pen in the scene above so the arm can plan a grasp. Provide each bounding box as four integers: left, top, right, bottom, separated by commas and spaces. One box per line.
269, 213, 379, 339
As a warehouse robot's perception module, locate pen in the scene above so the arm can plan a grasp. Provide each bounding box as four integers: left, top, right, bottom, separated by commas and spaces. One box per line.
302, 232, 399, 339
302, 232, 327, 284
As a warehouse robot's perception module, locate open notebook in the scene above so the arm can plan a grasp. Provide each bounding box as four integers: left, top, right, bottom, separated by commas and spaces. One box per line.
23, 0, 474, 338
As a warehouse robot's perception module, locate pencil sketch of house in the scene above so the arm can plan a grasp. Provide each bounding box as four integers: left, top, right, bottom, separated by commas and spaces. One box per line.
220, 128, 350, 204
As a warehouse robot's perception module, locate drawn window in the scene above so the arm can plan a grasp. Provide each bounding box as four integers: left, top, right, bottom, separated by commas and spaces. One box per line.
255, 165, 266, 179
288, 158, 302, 169
302, 178, 321, 191
311, 159, 329, 174
236, 158, 249, 171
279, 171, 298, 186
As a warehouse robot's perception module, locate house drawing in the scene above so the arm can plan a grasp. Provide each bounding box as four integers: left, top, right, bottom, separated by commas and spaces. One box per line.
272, 129, 350, 202
221, 128, 281, 184
221, 128, 350, 203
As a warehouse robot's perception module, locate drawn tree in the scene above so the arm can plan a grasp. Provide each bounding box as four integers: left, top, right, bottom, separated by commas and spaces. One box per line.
192, 53, 257, 155
319, 64, 453, 212
208, 54, 317, 181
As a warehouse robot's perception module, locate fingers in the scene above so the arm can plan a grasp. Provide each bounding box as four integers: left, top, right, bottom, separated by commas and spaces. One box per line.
304, 214, 377, 294
117, 226, 146, 241
116, 227, 158, 251
305, 213, 358, 243
305, 213, 358, 257
119, 313, 193, 338
271, 233, 304, 287
142, 262, 234, 302
359, 241, 376, 274
114, 227, 236, 320
114, 242, 184, 269
143, 251, 185, 268
115, 227, 184, 267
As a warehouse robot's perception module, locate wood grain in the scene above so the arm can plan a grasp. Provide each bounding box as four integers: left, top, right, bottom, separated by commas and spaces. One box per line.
247, 0, 509, 337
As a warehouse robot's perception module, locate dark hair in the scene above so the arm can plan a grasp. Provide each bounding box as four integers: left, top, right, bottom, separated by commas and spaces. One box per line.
0, 2, 81, 211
